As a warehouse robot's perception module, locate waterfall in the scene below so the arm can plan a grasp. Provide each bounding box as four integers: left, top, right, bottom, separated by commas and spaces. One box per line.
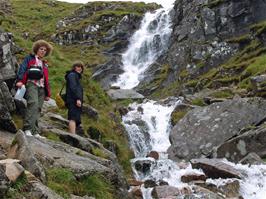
115, 4, 266, 199
112, 7, 172, 89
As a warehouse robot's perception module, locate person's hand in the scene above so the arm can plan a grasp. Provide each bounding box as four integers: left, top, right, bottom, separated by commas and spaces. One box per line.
16, 82, 23, 88
44, 97, 50, 101
76, 99, 82, 107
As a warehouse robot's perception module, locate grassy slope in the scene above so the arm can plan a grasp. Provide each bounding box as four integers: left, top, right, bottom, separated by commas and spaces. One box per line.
1, 0, 157, 197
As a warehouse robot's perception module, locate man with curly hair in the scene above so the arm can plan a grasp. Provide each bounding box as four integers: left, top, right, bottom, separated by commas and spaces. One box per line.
16, 40, 53, 138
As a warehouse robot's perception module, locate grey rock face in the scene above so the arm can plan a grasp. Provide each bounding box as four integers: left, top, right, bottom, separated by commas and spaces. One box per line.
91, 55, 124, 90
0, 29, 18, 133
0, 30, 17, 81
214, 125, 266, 162
140, 0, 266, 95
8, 130, 46, 182
168, 97, 266, 161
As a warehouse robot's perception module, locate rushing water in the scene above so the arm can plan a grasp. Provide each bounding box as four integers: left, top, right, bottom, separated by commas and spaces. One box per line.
116, 5, 266, 199
112, 7, 172, 89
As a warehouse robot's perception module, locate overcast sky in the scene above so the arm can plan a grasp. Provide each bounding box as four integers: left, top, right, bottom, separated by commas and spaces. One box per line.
57, 0, 175, 8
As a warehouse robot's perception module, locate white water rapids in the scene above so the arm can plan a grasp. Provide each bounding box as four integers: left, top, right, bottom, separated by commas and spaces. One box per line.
114, 5, 266, 199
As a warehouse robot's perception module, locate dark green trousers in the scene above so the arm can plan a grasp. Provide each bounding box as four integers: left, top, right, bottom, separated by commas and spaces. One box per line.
23, 82, 45, 134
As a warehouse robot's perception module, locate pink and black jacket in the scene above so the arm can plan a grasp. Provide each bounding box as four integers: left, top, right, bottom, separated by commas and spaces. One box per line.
16, 54, 51, 97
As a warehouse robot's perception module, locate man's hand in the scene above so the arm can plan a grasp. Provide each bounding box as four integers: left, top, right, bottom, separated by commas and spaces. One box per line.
76, 99, 82, 107
16, 82, 23, 88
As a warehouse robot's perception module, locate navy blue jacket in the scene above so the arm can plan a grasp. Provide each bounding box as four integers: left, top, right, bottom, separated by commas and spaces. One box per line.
65, 70, 83, 105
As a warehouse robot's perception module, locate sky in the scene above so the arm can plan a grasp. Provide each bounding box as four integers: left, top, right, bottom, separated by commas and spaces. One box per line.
57, 0, 175, 8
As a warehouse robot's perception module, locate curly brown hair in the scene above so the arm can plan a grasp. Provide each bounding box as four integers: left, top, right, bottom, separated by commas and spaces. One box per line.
72, 61, 84, 72
32, 40, 53, 57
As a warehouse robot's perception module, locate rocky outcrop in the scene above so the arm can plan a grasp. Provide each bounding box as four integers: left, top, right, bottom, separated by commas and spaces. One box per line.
91, 55, 124, 90
213, 125, 266, 162
0, 28, 18, 133
139, 0, 266, 95
168, 97, 266, 161
53, 2, 159, 46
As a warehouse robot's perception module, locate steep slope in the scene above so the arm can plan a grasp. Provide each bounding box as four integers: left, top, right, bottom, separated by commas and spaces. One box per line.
140, 0, 266, 100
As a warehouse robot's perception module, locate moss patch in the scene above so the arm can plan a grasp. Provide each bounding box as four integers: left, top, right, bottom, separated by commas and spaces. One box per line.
47, 168, 114, 199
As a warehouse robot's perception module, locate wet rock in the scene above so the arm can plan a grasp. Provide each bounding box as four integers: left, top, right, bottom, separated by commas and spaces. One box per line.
117, 106, 129, 116
128, 179, 143, 186
214, 125, 266, 162
144, 179, 157, 188
129, 186, 143, 199
7, 130, 46, 182
239, 152, 265, 165
107, 89, 144, 100
181, 173, 206, 183
168, 98, 266, 161
197, 179, 241, 198
146, 151, 159, 160
191, 185, 224, 199
158, 180, 168, 186
134, 159, 154, 174
151, 185, 181, 199
191, 158, 242, 179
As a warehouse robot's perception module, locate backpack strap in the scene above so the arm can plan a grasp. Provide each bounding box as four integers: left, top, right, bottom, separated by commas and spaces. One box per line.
59, 81, 65, 95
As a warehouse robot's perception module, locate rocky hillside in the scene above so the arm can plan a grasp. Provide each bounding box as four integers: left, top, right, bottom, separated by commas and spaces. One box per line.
145, 0, 266, 99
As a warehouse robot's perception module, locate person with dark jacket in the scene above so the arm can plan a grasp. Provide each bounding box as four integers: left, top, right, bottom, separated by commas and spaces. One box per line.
16, 40, 53, 137
65, 61, 84, 134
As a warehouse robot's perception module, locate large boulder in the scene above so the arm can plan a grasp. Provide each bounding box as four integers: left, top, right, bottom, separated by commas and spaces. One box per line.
213, 125, 266, 162
7, 130, 46, 182
168, 97, 266, 161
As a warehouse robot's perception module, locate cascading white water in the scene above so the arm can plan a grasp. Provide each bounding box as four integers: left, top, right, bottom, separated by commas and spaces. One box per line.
116, 4, 266, 199
112, 7, 172, 89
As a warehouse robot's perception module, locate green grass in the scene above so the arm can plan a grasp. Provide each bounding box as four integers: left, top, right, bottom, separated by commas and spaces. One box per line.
47, 168, 114, 199
3, 0, 138, 182
6, 173, 30, 199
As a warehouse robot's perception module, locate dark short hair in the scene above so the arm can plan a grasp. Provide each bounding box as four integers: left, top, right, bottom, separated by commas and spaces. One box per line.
32, 40, 53, 57
72, 61, 84, 71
